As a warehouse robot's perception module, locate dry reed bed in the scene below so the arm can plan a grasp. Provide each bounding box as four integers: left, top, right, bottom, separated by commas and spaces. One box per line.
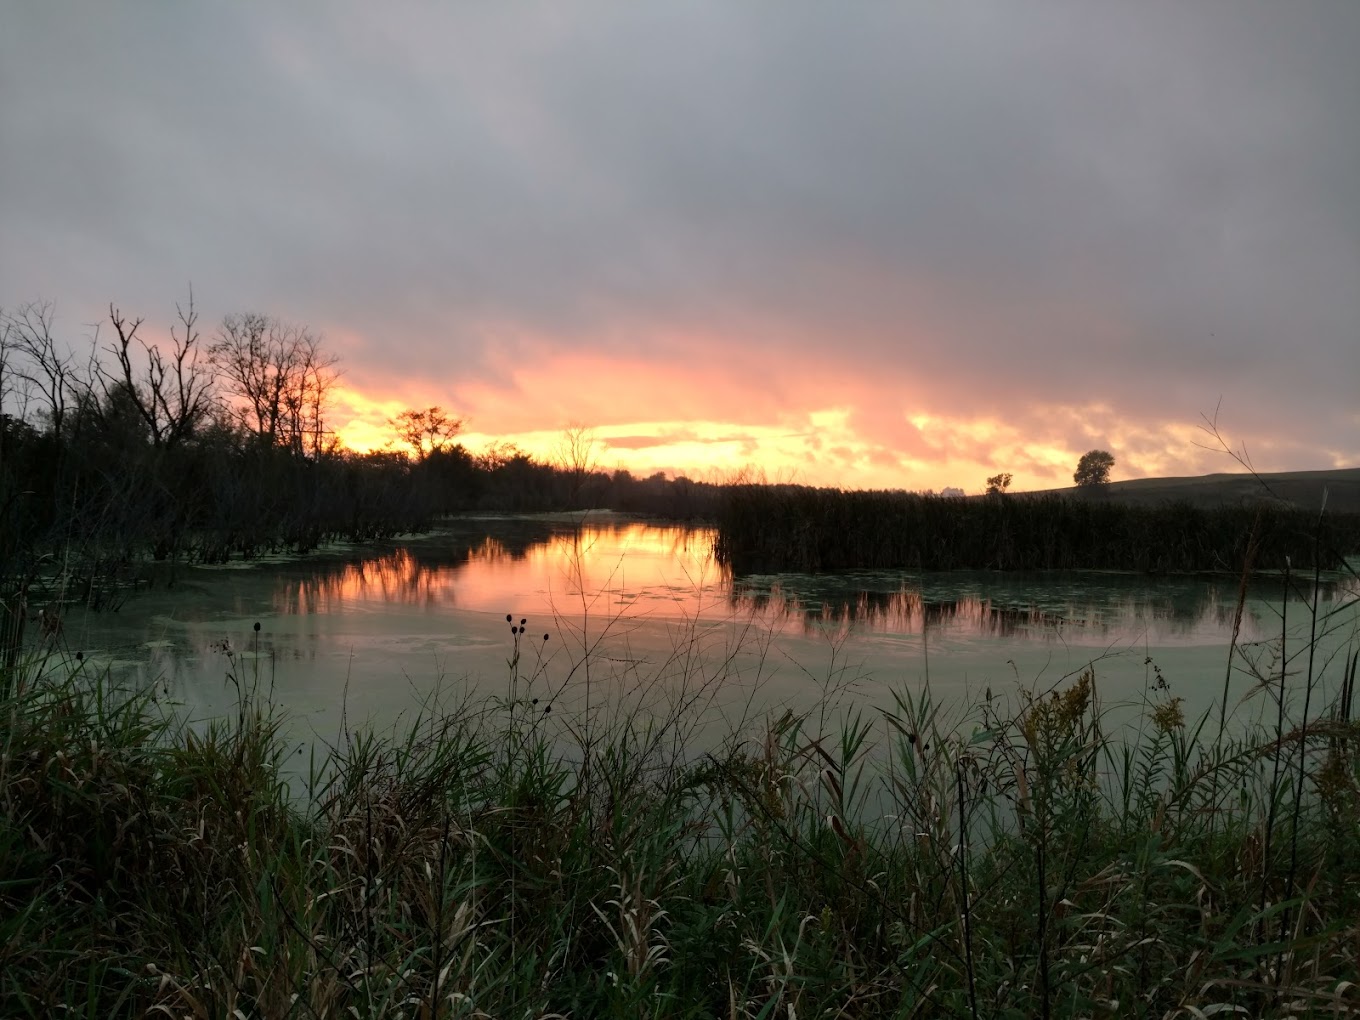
714, 486, 1360, 574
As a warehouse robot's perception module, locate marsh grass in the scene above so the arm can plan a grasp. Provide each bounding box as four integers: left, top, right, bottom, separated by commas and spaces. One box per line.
3, 590, 1360, 1018
715, 486, 1360, 574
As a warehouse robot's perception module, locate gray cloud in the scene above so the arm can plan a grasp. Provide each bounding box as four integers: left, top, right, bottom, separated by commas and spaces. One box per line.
2, 2, 1356, 474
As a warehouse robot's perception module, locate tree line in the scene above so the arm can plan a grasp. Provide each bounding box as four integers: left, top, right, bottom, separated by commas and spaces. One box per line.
0, 297, 720, 615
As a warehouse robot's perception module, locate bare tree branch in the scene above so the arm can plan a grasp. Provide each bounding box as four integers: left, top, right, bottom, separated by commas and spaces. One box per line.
210, 313, 340, 456
6, 301, 77, 439
93, 297, 216, 450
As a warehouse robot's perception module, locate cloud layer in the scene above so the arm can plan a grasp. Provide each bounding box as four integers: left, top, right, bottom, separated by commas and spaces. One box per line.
3, 3, 1356, 490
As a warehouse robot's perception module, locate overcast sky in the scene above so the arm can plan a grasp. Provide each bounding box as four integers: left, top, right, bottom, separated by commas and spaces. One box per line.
3, 2, 1357, 490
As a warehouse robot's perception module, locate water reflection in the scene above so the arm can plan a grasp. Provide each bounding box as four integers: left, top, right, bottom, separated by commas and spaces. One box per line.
272, 517, 727, 619
265, 516, 1356, 646
733, 587, 1064, 639
730, 580, 1279, 645
744, 567, 1358, 644
47, 516, 1360, 751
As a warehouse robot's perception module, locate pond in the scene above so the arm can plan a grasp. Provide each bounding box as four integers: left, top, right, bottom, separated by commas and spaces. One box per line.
46, 513, 1360, 749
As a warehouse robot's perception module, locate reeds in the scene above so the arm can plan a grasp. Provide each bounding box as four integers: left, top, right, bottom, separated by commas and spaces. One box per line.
714, 486, 1360, 574
3, 605, 1360, 1018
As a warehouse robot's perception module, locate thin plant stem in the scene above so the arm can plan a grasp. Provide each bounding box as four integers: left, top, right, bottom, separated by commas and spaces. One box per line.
1284, 499, 1328, 933
957, 757, 979, 1020
1260, 557, 1289, 951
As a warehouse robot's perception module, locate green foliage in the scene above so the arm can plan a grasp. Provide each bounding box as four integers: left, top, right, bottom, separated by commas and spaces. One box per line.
1074, 449, 1116, 488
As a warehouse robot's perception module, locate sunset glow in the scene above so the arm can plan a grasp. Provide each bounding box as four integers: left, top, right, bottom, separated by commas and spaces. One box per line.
4, 5, 1357, 488
328, 380, 1236, 495
321, 333, 1262, 494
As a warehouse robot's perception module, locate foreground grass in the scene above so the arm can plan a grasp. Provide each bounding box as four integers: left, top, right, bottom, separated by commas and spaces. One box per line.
3, 624, 1360, 1018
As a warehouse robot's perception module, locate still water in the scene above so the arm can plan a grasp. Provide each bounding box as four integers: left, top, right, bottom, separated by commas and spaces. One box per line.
52, 513, 1360, 746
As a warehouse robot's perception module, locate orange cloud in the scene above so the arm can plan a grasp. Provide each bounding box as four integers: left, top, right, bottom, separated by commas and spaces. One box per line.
323, 318, 1299, 492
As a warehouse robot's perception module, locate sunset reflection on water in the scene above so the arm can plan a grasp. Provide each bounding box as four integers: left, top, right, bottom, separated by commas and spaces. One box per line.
258, 516, 1335, 647
271, 520, 728, 621
62, 517, 1359, 747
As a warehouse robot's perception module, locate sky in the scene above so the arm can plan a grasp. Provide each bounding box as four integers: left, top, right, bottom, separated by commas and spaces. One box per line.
2, 3, 1357, 493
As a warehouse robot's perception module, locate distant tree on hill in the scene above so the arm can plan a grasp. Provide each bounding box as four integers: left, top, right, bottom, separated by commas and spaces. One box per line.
985, 472, 1013, 495
1074, 449, 1115, 488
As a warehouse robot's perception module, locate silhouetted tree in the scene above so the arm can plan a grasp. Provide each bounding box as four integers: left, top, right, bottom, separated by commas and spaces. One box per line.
477, 440, 522, 471
985, 472, 1013, 495
210, 313, 339, 456
390, 405, 463, 461
554, 423, 600, 508
96, 296, 215, 450
1074, 449, 1115, 488
6, 301, 77, 441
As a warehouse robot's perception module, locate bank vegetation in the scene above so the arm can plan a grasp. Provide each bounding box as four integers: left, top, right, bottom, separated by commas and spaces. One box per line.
715, 485, 1360, 575
2, 595, 1359, 1017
